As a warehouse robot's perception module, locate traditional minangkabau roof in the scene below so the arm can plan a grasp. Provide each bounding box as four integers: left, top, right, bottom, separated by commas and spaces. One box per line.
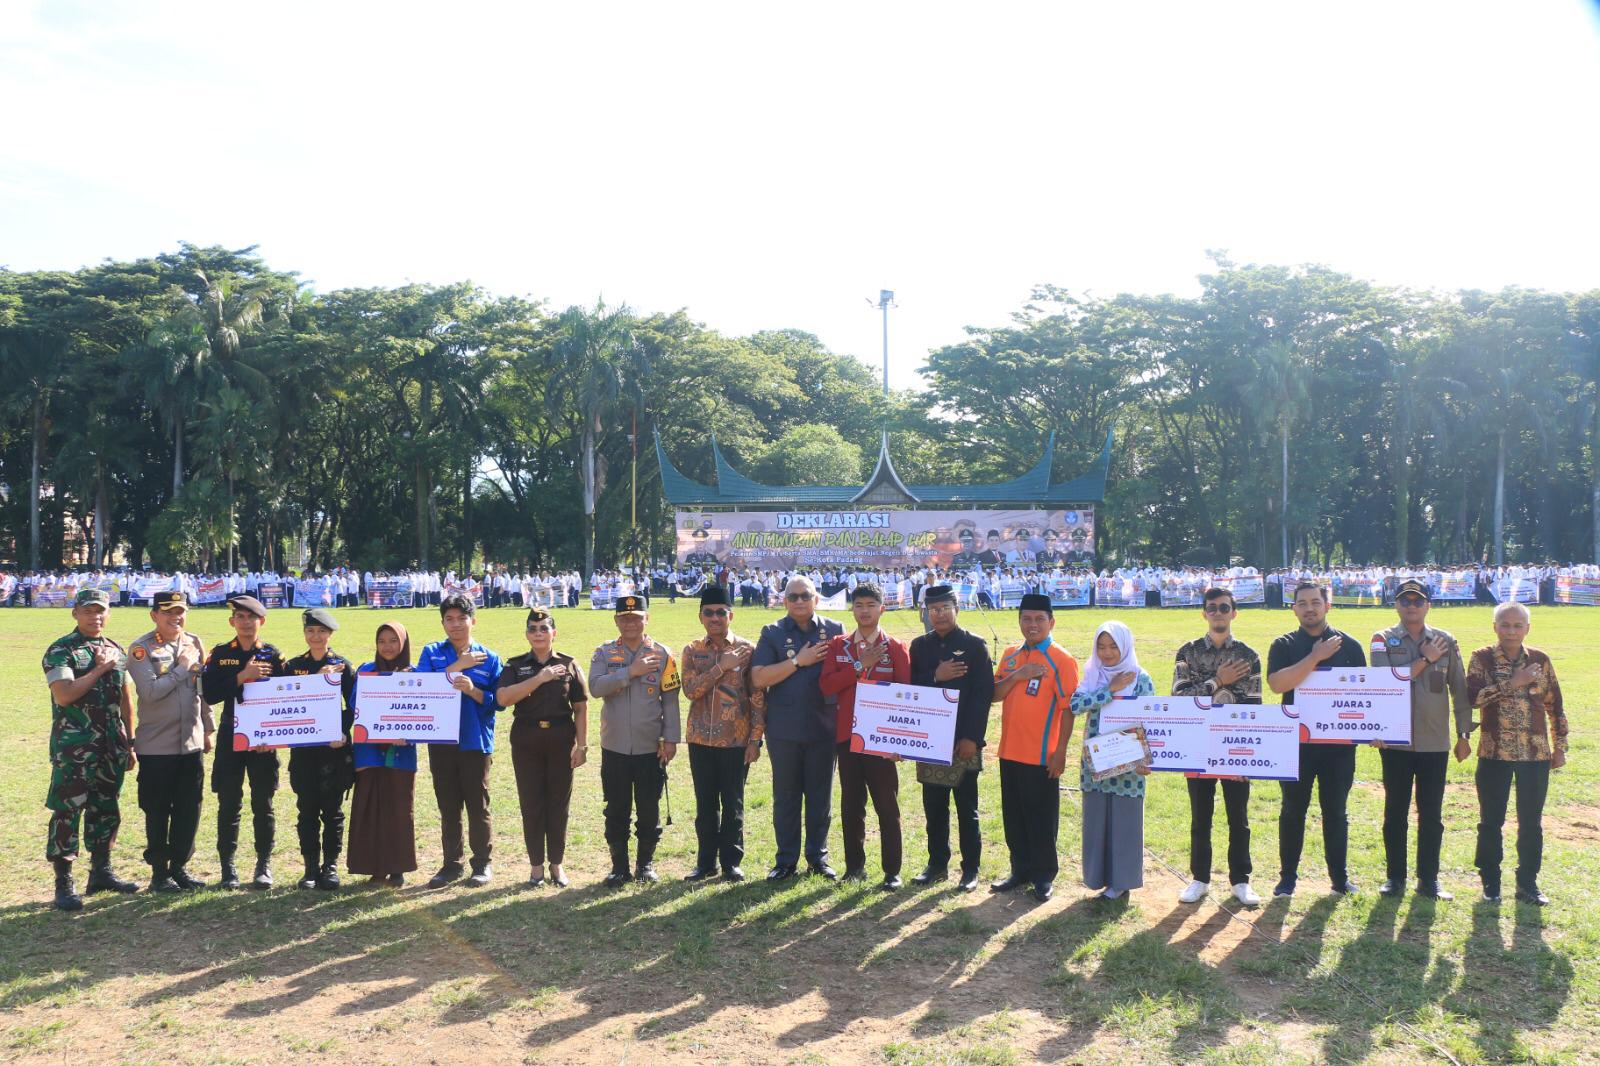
654, 428, 1112, 507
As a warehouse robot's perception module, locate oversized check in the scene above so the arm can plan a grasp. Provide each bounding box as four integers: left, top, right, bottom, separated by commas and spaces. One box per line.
351, 672, 461, 744
1100, 697, 1210, 773
1292, 665, 1412, 745
1202, 705, 1300, 780
234, 675, 346, 750
849, 681, 960, 765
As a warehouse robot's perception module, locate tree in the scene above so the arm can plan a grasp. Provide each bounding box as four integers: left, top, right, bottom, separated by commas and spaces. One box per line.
752, 424, 863, 486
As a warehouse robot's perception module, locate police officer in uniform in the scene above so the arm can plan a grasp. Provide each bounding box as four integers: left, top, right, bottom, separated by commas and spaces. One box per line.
283, 608, 357, 890
588, 595, 682, 887
41, 588, 139, 910
1034, 529, 1065, 568
949, 528, 984, 569
684, 528, 719, 568
127, 590, 213, 892
202, 594, 286, 889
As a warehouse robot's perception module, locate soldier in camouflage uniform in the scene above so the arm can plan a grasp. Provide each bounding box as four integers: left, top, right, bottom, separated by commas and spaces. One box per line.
41, 587, 140, 910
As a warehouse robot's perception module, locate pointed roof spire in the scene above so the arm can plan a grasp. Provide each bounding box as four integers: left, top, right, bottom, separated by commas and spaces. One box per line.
850, 432, 920, 506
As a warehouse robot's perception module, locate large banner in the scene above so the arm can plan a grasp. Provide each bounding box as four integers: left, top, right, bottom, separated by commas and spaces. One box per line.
1329, 574, 1387, 606
1431, 573, 1477, 602
442, 580, 484, 607
1095, 576, 1144, 608
259, 582, 287, 609
366, 579, 414, 608
194, 578, 228, 604
675, 508, 1095, 570
1555, 576, 1600, 606
1159, 575, 1265, 607
1047, 575, 1093, 607
1489, 576, 1539, 605
293, 577, 339, 608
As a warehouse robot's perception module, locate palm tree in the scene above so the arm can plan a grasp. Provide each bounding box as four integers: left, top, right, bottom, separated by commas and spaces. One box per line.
546, 301, 644, 577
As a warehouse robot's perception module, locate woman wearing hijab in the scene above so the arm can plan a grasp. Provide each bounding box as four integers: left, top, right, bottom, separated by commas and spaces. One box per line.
347, 621, 419, 886
1071, 621, 1154, 899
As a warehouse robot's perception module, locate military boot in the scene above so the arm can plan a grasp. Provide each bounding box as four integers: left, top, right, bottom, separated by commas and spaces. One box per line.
85, 848, 138, 894
148, 860, 182, 894
218, 856, 242, 890
602, 844, 631, 889
316, 863, 341, 891
634, 840, 660, 884
297, 856, 320, 890
251, 858, 274, 890
53, 859, 83, 912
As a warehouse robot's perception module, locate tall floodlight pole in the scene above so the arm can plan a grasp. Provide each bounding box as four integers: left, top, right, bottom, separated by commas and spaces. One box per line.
876, 289, 895, 396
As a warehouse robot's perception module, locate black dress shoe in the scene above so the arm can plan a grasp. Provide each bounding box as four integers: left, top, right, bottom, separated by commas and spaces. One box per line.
723, 867, 746, 883
1031, 880, 1054, 903
602, 870, 631, 889
427, 863, 464, 889
251, 860, 274, 890
808, 863, 839, 881
528, 873, 546, 887
990, 874, 1026, 893
1417, 881, 1453, 901
316, 864, 341, 890
634, 863, 659, 884
149, 874, 183, 894
1377, 879, 1403, 897
683, 866, 717, 882
910, 866, 947, 886
467, 864, 493, 887
882, 874, 903, 891
957, 870, 980, 892
170, 869, 206, 891
550, 871, 569, 888
1515, 885, 1551, 906
841, 866, 868, 882
1331, 879, 1359, 896
387, 873, 406, 887
766, 864, 797, 883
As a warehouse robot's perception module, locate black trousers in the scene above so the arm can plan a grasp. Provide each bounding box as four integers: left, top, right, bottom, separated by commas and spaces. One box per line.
601, 749, 663, 856
1188, 777, 1252, 885
688, 743, 748, 871
922, 771, 981, 874
289, 747, 352, 866
429, 746, 493, 869
1475, 757, 1550, 890
212, 746, 280, 862
138, 752, 204, 870
1380, 748, 1449, 884
1278, 742, 1355, 886
999, 758, 1059, 883
767, 737, 835, 867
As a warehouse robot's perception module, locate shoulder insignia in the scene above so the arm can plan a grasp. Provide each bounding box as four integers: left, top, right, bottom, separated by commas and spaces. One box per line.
132, 645, 146, 661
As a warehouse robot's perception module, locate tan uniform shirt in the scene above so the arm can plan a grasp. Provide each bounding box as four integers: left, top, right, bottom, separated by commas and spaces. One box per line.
1369, 622, 1469, 753
127, 629, 214, 755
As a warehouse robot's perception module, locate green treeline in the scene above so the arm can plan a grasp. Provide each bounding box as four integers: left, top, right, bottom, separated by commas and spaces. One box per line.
1, 246, 1595, 572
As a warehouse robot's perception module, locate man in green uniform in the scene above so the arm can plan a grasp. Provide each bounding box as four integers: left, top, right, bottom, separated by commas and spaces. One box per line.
41, 588, 139, 910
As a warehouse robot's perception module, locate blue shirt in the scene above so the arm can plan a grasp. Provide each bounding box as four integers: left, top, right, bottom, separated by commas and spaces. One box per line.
351, 662, 419, 771
414, 640, 503, 752
752, 613, 844, 744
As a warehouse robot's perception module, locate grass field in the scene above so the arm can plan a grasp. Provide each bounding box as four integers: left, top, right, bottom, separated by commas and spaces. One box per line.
0, 599, 1595, 1065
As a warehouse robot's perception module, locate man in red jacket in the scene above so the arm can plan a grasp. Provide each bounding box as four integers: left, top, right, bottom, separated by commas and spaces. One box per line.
820, 583, 910, 889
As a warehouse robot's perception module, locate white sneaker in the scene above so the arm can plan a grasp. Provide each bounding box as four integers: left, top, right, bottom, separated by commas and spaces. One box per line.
1232, 882, 1261, 907
1179, 879, 1209, 904
1101, 887, 1124, 900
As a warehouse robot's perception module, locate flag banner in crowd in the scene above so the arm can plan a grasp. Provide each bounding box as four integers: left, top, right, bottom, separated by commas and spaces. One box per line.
366, 579, 414, 608
442, 580, 483, 607
952, 579, 982, 609
1095, 576, 1144, 608
881, 584, 906, 610
1554, 575, 1600, 606
997, 577, 1029, 608
675, 507, 1095, 570
292, 577, 340, 608
1489, 577, 1539, 604
1431, 573, 1477, 601
1048, 576, 1093, 607
132, 576, 172, 600
1160, 576, 1265, 607
194, 577, 227, 604
32, 586, 76, 607
590, 586, 617, 610
1329, 574, 1387, 606
0, 574, 15, 601
258, 582, 287, 609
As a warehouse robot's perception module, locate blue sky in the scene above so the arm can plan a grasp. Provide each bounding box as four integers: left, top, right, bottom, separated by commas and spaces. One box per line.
3, 0, 1598, 390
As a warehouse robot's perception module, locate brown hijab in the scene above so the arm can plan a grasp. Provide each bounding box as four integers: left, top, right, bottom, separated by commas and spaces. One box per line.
370, 620, 412, 672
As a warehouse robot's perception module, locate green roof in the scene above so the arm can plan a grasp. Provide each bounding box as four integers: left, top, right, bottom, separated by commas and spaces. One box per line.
656, 429, 1111, 507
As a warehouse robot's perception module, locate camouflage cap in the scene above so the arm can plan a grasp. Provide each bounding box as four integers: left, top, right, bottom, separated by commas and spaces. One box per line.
74, 588, 110, 609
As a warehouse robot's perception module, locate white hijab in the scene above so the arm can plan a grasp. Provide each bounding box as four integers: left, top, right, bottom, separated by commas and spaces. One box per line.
1077, 620, 1142, 697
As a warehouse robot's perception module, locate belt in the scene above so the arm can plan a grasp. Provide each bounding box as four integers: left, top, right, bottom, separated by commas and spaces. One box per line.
532, 715, 574, 729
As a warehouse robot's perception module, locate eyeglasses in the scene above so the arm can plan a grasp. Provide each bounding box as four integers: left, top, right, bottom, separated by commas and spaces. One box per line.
701, 608, 730, 618
786, 592, 814, 601
1203, 603, 1234, 615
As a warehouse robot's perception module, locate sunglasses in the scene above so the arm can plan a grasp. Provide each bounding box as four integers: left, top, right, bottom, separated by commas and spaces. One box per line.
1203, 603, 1234, 615
701, 608, 730, 618
1397, 597, 1426, 607
786, 592, 814, 601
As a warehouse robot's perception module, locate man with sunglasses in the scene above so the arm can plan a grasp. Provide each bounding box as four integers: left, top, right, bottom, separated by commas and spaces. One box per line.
1172, 587, 1262, 906
751, 576, 844, 881
1369, 579, 1470, 899
679, 586, 765, 882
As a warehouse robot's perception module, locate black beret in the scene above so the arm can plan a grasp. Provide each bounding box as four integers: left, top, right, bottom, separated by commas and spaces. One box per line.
302, 608, 339, 631
227, 594, 267, 619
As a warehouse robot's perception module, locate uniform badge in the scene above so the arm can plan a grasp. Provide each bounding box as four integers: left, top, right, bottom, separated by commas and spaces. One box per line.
132, 645, 147, 661
953, 650, 965, 657
1387, 636, 1403, 648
